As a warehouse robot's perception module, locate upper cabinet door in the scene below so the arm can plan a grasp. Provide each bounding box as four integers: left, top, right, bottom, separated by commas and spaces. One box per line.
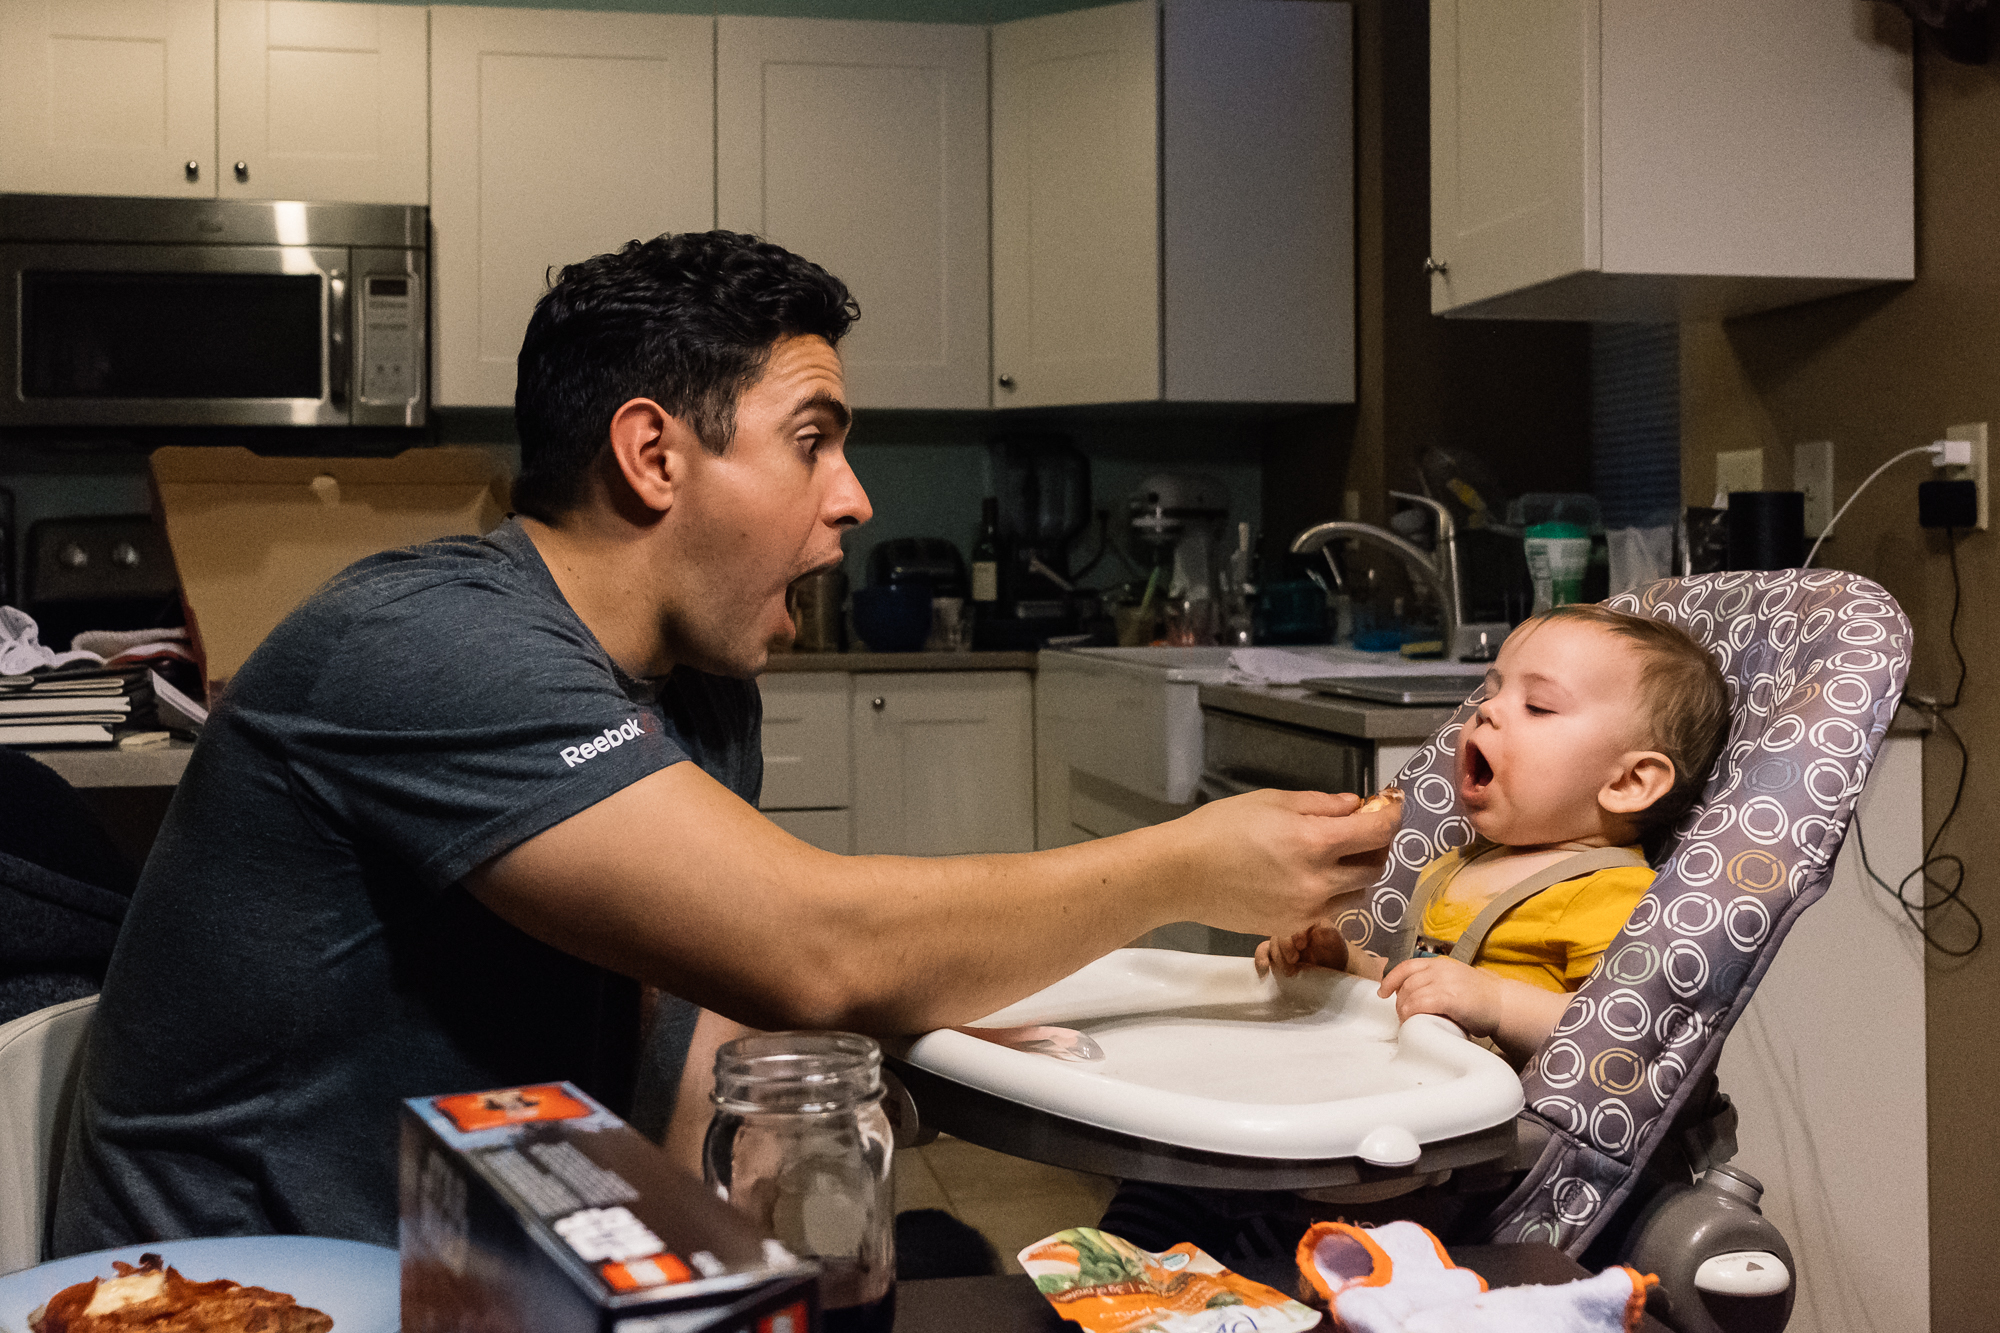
216, 0, 427, 204
992, 1, 1160, 409
718, 18, 989, 411
430, 6, 713, 407
1432, 0, 1911, 321
1429, 0, 1598, 316
0, 0, 216, 197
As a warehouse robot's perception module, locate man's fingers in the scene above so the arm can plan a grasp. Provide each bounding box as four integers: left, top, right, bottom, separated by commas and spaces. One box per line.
1254, 940, 1273, 978
1320, 802, 1403, 854
1282, 789, 1366, 819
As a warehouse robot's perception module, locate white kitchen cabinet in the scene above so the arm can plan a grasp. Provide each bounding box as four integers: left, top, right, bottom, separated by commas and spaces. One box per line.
216, 1, 426, 204
0, 0, 424, 202
1429, 0, 1913, 321
764, 808, 853, 856
853, 672, 1034, 856
990, 0, 1352, 408
760, 672, 852, 811
0, 0, 216, 197
718, 17, 989, 410
429, 6, 713, 406
759, 673, 853, 853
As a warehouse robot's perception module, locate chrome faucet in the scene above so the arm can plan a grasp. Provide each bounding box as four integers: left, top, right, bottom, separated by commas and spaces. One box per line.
1291, 491, 1508, 661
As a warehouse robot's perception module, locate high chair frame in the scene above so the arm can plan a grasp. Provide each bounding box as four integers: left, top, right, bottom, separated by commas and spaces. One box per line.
1340, 570, 1911, 1254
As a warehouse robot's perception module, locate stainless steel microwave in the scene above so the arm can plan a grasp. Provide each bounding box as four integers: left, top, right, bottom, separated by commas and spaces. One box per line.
0, 195, 425, 428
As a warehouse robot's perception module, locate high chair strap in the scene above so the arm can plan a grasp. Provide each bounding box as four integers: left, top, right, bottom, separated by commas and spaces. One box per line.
1389, 844, 1651, 967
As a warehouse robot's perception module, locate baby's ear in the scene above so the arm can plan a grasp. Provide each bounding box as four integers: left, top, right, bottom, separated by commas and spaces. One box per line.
1601, 751, 1676, 815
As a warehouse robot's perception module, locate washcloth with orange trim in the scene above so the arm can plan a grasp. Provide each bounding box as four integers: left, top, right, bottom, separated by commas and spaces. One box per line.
1297, 1220, 1656, 1332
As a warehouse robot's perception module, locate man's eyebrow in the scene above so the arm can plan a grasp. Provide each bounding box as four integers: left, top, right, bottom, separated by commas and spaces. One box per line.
790, 391, 851, 431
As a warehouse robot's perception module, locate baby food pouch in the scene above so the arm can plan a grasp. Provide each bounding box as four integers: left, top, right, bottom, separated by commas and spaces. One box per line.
1018, 1228, 1318, 1333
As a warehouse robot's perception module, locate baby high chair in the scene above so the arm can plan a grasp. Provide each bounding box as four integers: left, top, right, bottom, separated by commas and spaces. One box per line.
1335, 569, 1911, 1327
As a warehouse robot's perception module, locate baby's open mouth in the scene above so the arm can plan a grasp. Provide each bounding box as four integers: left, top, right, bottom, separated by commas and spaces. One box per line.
1460, 738, 1494, 798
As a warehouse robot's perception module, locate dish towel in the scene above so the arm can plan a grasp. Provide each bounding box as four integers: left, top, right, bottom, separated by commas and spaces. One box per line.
0, 607, 102, 675
1296, 1220, 1655, 1333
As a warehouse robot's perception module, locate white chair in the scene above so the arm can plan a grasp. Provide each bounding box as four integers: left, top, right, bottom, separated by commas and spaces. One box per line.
0, 995, 97, 1275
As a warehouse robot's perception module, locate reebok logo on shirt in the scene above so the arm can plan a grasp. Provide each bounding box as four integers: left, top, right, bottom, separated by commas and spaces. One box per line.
561, 718, 643, 768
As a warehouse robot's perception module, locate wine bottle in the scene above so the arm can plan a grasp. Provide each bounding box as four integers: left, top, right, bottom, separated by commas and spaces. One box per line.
971, 497, 1000, 603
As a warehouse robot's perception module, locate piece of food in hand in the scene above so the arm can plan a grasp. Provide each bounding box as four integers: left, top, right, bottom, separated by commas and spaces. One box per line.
28, 1253, 334, 1333
1359, 785, 1403, 814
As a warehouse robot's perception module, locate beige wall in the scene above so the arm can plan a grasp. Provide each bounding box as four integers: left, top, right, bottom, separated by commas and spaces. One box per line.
1677, 42, 1999, 1333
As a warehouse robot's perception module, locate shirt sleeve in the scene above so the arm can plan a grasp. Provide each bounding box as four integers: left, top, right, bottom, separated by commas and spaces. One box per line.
1558, 866, 1656, 987
271, 578, 689, 890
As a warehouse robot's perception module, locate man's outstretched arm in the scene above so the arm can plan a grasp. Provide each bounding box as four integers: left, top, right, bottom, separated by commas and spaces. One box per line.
465, 761, 1398, 1035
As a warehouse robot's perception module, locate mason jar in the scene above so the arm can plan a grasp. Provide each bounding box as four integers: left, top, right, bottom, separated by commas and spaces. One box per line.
704, 1032, 896, 1332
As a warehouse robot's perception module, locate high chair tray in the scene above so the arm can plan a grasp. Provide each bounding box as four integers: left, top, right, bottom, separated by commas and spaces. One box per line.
889, 949, 1525, 1191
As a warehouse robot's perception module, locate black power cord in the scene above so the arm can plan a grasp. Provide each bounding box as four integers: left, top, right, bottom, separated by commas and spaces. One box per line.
1851, 526, 1982, 956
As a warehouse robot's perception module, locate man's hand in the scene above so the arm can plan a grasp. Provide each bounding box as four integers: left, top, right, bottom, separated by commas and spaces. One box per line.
1173, 788, 1398, 942
1378, 957, 1570, 1061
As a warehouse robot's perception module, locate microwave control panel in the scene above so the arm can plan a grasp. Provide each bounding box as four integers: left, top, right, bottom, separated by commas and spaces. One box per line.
358, 272, 420, 407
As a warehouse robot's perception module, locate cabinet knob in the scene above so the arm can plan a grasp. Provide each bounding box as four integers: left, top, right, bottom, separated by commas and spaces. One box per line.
1424, 257, 1449, 276
234, 161, 249, 182
871, 696, 886, 710
996, 374, 1016, 391
184, 160, 199, 182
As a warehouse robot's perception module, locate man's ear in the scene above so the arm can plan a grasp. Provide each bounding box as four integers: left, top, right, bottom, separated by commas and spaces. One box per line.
1601, 751, 1676, 816
605, 397, 697, 517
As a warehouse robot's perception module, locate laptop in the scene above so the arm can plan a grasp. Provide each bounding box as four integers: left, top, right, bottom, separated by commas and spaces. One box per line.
1300, 674, 1487, 706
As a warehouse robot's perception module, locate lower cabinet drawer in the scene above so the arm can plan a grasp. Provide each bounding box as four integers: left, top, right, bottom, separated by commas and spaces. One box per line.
759, 672, 851, 810
765, 807, 853, 854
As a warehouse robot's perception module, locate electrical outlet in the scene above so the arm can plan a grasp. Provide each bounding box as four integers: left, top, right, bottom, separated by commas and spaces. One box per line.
1942, 422, 1988, 531
1715, 449, 1765, 503
1793, 441, 1834, 536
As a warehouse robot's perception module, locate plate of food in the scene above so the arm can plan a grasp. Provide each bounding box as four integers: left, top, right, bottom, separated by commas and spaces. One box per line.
0, 1235, 398, 1333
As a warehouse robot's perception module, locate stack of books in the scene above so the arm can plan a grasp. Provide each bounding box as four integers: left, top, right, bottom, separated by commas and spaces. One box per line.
0, 666, 152, 746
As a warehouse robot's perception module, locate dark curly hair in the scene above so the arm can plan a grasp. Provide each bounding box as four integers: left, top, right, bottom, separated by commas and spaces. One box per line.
512, 231, 859, 522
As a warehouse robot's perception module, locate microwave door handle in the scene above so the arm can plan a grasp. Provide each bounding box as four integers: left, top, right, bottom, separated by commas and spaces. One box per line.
327, 270, 350, 409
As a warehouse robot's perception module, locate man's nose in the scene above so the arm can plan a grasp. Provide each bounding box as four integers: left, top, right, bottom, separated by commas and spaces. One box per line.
828, 459, 873, 529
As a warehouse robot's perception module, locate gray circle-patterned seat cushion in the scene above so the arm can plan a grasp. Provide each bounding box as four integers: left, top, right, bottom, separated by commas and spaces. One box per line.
1342, 570, 1911, 1253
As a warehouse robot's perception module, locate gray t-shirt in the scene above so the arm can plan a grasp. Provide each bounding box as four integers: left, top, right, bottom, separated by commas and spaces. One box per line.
54, 519, 760, 1251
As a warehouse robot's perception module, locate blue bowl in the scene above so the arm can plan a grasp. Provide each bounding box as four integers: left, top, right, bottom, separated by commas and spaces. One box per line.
852, 585, 933, 652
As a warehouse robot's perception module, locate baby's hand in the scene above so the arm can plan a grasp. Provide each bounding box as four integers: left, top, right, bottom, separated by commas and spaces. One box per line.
1376, 957, 1504, 1036
1254, 922, 1350, 979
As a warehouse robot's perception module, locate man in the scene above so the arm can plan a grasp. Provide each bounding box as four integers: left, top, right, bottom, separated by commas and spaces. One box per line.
55, 233, 1396, 1251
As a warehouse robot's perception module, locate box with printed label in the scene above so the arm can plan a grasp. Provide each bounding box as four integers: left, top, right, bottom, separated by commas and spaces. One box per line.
400, 1082, 818, 1333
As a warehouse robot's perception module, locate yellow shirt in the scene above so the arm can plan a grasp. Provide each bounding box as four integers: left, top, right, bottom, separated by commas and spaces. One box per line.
1417, 844, 1654, 995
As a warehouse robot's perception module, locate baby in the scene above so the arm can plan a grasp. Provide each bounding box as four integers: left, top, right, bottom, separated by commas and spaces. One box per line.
1258, 603, 1731, 1064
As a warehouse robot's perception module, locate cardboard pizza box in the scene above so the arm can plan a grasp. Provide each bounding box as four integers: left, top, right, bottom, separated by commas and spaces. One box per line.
148, 445, 511, 699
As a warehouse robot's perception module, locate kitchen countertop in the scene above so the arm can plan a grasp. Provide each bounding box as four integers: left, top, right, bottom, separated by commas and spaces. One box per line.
763, 650, 1038, 672
1198, 682, 1461, 741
